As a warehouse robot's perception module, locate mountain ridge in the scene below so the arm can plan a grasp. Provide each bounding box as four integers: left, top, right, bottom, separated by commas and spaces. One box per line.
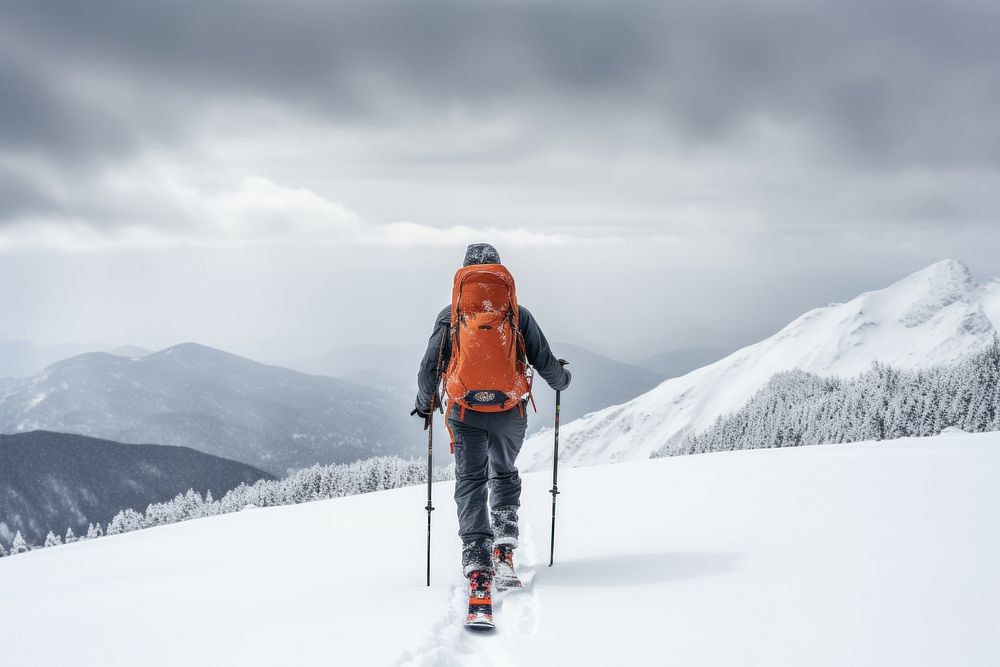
0, 343, 414, 475
286, 339, 666, 436
519, 259, 1000, 471
0, 430, 273, 546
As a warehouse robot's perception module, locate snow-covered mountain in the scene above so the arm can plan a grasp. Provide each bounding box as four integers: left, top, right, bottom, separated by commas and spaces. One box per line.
0, 341, 94, 378
285, 343, 423, 394
107, 345, 153, 358
0, 343, 414, 475
0, 342, 155, 378
528, 342, 664, 432
619, 325, 765, 364
0, 431, 273, 546
1, 431, 995, 666
520, 260, 1000, 471
639, 344, 737, 379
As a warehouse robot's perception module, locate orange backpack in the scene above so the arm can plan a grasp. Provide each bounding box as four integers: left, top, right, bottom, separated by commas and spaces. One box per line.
444, 263, 531, 420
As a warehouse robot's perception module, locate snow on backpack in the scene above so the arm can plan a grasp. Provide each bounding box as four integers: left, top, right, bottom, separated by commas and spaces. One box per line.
444, 263, 531, 420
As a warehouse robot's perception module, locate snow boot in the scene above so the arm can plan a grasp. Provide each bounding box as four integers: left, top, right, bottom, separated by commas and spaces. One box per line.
493, 544, 522, 591
464, 570, 495, 630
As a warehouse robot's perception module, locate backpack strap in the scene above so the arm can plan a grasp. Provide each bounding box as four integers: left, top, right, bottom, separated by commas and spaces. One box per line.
446, 398, 457, 454
432, 323, 448, 415
516, 327, 536, 412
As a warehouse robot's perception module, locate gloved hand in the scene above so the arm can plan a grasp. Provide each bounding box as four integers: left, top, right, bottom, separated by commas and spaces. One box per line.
560, 368, 572, 391
411, 405, 432, 430
556, 358, 571, 391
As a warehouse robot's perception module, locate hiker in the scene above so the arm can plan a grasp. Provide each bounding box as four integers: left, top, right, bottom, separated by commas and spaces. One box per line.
413, 243, 571, 618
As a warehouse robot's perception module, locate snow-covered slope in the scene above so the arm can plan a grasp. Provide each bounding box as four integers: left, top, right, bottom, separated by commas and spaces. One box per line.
0, 432, 996, 666
520, 260, 1000, 470
527, 342, 665, 434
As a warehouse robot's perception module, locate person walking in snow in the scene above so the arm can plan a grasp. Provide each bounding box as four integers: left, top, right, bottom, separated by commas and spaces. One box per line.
413, 243, 571, 626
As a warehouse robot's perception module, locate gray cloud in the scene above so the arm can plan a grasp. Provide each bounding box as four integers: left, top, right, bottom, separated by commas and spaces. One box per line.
0, 165, 58, 221
2, 0, 998, 167
0, 47, 139, 162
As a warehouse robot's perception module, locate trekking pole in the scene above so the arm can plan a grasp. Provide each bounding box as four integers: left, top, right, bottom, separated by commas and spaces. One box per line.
549, 359, 568, 567
424, 336, 447, 586
424, 403, 435, 587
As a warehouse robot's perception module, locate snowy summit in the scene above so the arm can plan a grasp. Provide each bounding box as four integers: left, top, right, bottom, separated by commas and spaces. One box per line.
519, 260, 1000, 470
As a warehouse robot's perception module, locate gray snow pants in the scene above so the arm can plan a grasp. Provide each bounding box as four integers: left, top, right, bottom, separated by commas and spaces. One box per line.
448, 402, 528, 576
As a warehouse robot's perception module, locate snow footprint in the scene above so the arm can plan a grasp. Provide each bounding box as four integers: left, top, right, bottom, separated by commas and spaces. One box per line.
396, 523, 543, 666
495, 527, 542, 638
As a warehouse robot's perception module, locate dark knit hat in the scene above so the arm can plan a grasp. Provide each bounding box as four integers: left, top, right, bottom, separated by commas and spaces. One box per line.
463, 243, 501, 266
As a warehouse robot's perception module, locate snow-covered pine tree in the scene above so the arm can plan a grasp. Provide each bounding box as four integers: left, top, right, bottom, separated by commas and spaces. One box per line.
66, 455, 450, 546
664, 343, 1000, 458
107, 509, 145, 535
180, 489, 204, 520
10, 531, 30, 555
143, 500, 173, 527
44, 531, 63, 548
65, 527, 77, 544
0, 542, 7, 557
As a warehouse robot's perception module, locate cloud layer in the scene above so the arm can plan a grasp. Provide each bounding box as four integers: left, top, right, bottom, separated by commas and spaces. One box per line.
2, 0, 999, 243
0, 0, 998, 356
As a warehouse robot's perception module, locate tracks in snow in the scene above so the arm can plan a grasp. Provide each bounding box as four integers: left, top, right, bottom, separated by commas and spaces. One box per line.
397, 528, 543, 667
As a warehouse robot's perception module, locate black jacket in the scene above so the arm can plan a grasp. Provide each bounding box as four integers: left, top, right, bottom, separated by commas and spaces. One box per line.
415, 305, 570, 413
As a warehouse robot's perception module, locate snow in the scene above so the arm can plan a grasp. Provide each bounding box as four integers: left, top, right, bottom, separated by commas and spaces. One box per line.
1, 431, 997, 666
24, 392, 47, 410
521, 260, 1000, 471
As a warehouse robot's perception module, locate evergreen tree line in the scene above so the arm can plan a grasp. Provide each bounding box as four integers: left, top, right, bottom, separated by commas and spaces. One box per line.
0, 523, 104, 558
1, 456, 455, 557
652, 336, 1000, 458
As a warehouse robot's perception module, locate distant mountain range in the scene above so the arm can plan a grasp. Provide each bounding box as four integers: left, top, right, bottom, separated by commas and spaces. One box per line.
108, 345, 153, 358
528, 342, 665, 430
637, 346, 735, 379
519, 260, 1000, 471
0, 341, 154, 378
618, 326, 767, 365
0, 343, 415, 475
289, 340, 666, 435
286, 343, 422, 397
0, 430, 272, 546
0, 341, 94, 378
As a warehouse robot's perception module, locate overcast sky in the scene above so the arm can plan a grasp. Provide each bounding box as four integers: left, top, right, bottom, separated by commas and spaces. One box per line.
1, 0, 998, 363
